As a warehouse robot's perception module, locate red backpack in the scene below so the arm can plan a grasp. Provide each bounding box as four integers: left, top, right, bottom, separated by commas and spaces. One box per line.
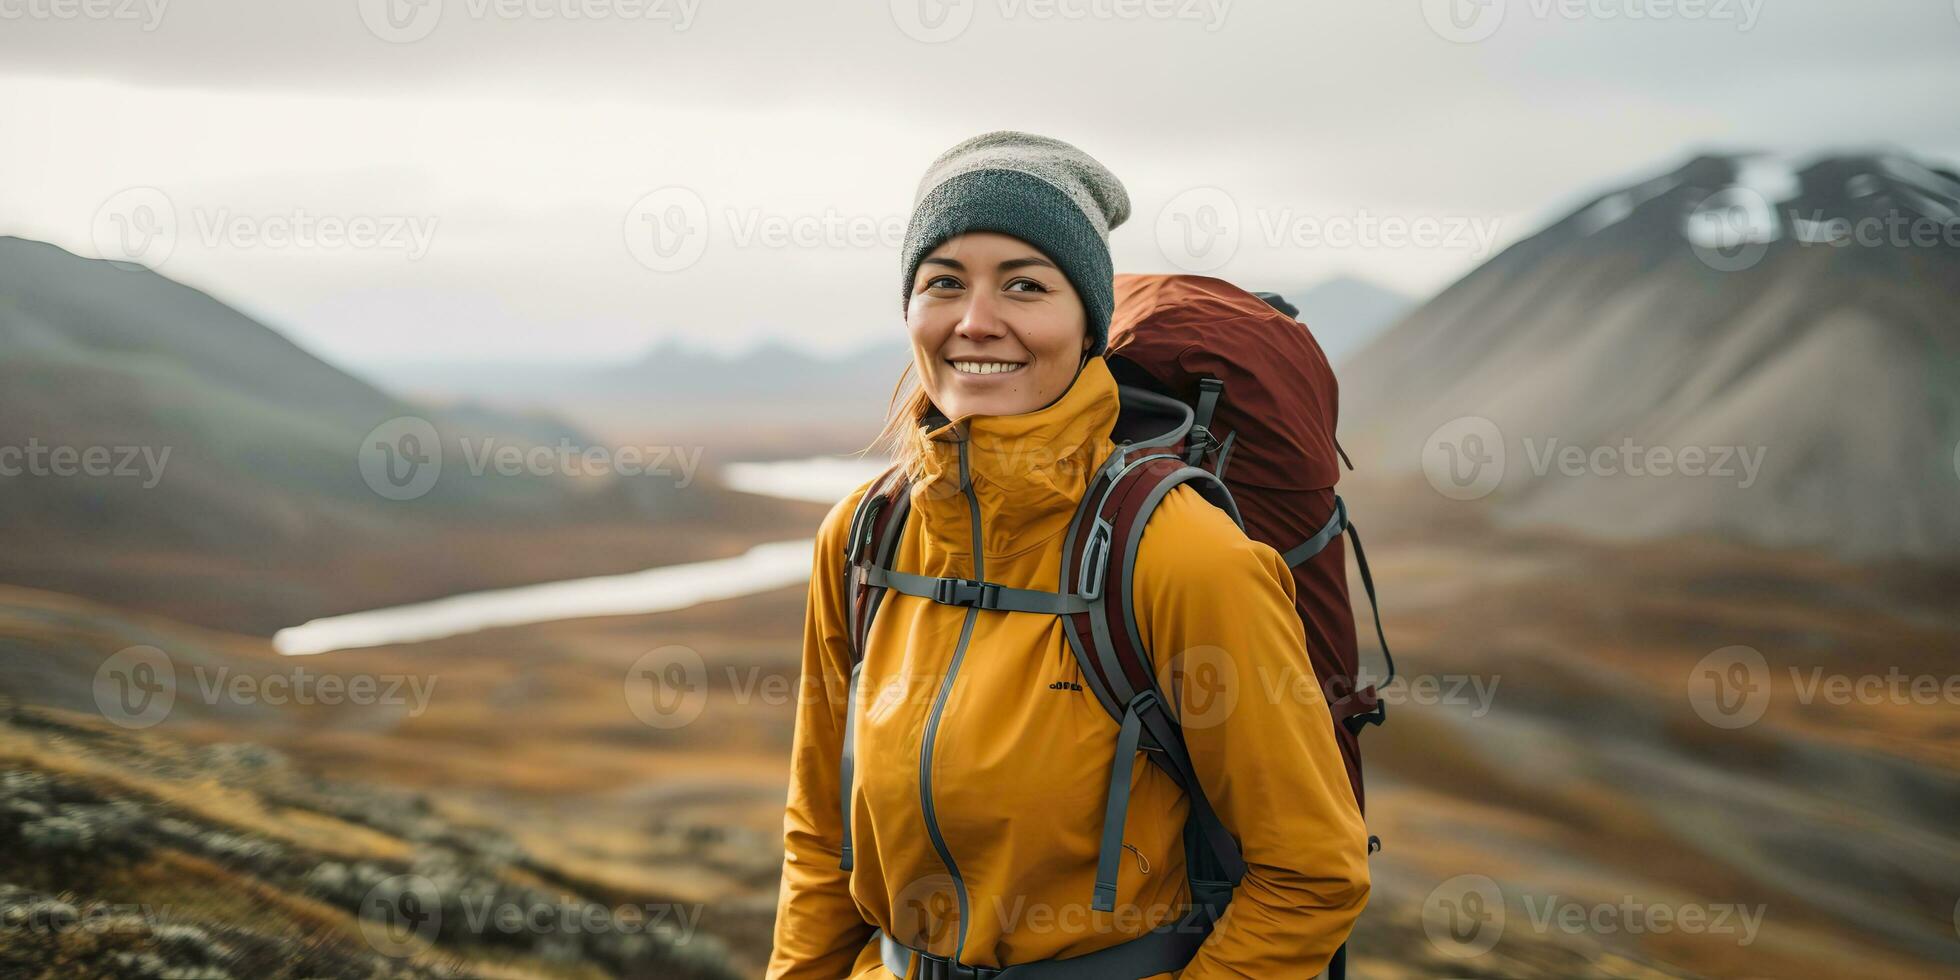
839, 273, 1391, 979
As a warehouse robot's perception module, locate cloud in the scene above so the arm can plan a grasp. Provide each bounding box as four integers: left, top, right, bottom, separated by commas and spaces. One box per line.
3, 1, 1956, 367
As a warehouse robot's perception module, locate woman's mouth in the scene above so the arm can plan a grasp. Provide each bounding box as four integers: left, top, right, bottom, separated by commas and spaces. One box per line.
947, 359, 1027, 377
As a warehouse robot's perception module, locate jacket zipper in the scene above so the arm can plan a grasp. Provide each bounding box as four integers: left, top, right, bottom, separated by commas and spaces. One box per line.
918, 430, 978, 960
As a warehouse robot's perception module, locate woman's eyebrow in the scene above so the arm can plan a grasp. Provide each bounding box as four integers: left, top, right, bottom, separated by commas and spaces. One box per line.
998, 256, 1058, 272
920, 256, 1058, 271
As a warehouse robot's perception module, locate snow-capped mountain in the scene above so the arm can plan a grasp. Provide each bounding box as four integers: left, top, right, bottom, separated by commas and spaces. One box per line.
1339, 151, 1960, 561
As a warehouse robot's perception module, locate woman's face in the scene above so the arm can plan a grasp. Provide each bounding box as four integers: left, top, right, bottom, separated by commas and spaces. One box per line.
906, 230, 1091, 423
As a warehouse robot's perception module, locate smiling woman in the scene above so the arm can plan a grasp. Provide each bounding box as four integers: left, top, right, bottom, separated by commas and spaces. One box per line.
864, 130, 1132, 484
768, 131, 1370, 980
909, 232, 1090, 419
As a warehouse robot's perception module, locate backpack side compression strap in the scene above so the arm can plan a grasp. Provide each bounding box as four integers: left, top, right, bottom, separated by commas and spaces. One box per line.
1278, 494, 1396, 734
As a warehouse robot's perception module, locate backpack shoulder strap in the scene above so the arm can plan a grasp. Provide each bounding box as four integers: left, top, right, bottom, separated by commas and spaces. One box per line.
1059, 447, 1247, 915
844, 464, 912, 666
837, 463, 909, 871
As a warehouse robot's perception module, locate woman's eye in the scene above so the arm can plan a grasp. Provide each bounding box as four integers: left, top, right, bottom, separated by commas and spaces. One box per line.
1005, 278, 1048, 293
926, 275, 962, 290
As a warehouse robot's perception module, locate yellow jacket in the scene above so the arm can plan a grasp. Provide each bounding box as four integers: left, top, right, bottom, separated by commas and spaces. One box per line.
769, 355, 1370, 978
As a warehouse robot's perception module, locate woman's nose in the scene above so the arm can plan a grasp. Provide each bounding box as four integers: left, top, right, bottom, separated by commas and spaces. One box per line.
955, 290, 1005, 338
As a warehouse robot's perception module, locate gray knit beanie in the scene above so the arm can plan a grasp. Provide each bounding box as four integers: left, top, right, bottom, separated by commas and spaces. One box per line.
900, 131, 1131, 357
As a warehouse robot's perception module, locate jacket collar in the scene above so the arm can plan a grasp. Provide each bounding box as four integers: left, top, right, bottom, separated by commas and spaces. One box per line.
911, 355, 1121, 563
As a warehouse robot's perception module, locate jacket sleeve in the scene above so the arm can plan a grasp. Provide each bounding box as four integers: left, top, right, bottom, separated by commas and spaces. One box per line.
1134, 488, 1371, 978
766, 485, 878, 979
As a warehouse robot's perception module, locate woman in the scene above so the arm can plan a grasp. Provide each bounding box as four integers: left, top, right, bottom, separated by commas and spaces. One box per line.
768, 131, 1369, 979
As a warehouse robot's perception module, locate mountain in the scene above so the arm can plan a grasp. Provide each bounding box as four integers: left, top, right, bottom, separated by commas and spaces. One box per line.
369, 336, 913, 457
0, 237, 799, 632
370, 276, 1413, 457
1338, 151, 1960, 561
1264, 276, 1414, 364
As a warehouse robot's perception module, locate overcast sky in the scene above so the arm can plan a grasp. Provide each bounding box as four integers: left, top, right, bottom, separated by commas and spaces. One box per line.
4, 1, 1957, 369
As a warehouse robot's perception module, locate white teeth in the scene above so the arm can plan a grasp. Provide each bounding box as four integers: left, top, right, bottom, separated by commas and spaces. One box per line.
950, 360, 1026, 376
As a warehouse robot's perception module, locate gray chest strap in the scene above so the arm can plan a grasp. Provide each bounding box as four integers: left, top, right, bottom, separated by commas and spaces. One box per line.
864, 564, 1091, 615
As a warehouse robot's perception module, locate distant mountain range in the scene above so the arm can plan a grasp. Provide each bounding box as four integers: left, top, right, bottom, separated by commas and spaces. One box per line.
1340, 150, 1960, 561
364, 276, 1413, 455
365, 336, 912, 456
0, 236, 789, 631
0, 237, 667, 545
1260, 276, 1416, 364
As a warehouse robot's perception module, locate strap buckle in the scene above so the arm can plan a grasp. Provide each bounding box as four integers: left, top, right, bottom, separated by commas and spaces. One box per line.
931, 577, 1000, 609
1337, 684, 1388, 735
916, 949, 1002, 980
